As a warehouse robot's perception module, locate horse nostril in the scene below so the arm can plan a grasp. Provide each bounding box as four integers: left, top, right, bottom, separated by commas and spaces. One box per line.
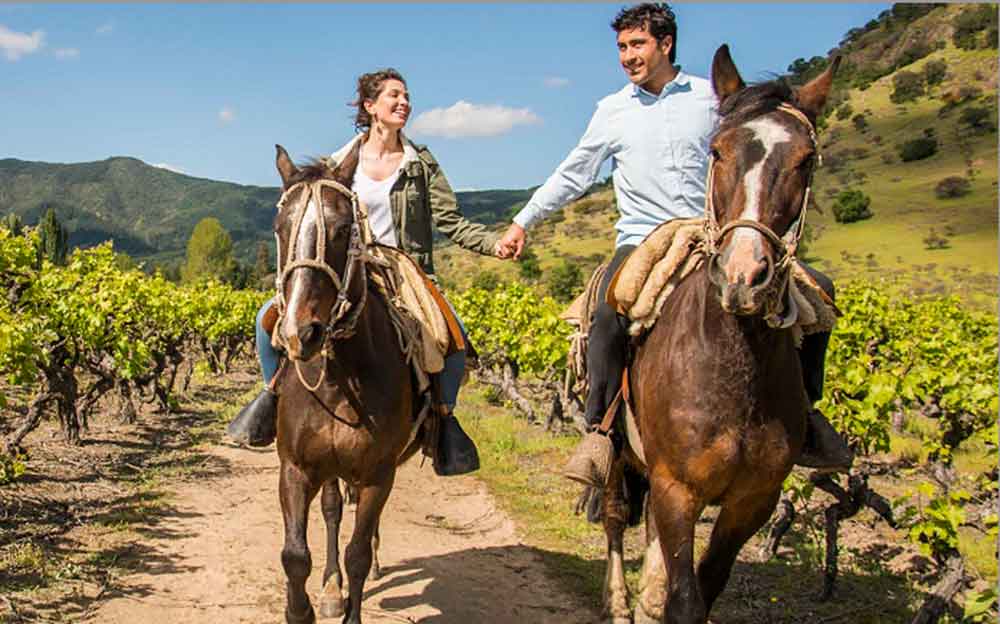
297, 321, 323, 346
749, 257, 771, 289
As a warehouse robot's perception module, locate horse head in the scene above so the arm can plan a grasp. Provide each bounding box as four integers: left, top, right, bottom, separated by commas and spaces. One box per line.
272, 143, 362, 361
706, 44, 839, 316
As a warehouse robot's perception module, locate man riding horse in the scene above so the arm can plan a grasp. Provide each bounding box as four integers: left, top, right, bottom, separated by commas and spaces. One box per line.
496, 2, 853, 487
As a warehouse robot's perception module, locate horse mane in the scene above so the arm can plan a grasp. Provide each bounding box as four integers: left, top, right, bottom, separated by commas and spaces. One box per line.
717, 78, 795, 130
289, 141, 361, 187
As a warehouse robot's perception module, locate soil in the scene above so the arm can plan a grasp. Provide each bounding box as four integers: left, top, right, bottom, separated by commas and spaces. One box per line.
0, 365, 600, 624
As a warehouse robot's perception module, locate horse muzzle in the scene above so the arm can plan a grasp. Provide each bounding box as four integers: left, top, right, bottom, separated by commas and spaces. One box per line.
708, 246, 775, 316
284, 321, 326, 362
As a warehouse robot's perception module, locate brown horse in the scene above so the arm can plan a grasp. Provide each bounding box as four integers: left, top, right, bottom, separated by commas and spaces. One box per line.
271, 143, 426, 624
600, 45, 840, 624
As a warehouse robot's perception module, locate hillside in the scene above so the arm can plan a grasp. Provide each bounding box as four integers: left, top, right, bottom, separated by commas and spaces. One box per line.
0, 157, 527, 266
437, 3, 999, 310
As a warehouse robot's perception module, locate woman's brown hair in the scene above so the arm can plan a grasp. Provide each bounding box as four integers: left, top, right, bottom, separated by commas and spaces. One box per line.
352, 68, 407, 132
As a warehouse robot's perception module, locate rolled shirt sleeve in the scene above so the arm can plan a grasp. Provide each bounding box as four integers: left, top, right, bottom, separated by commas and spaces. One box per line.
513, 104, 613, 230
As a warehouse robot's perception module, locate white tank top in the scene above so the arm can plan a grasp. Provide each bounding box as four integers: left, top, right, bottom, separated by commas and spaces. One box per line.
353, 167, 402, 248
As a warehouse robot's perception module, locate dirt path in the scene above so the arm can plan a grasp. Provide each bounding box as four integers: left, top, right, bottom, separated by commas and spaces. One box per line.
85, 439, 600, 624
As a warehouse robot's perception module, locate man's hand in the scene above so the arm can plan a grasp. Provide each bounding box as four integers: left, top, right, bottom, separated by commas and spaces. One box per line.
497, 223, 526, 260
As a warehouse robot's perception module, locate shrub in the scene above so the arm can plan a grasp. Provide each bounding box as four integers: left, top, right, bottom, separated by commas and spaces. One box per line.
923, 228, 950, 250
923, 59, 947, 86
545, 260, 583, 303
897, 40, 933, 68
953, 5, 997, 50
835, 103, 854, 121
959, 106, 996, 133
517, 249, 542, 281
832, 189, 873, 223
471, 269, 502, 291
891, 70, 925, 103
935, 176, 972, 199
898, 137, 938, 162
852, 114, 869, 132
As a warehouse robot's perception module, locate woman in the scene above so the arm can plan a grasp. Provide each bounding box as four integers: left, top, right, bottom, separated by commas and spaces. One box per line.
227, 68, 506, 476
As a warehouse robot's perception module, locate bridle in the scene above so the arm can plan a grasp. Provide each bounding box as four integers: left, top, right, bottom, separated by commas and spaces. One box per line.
703, 102, 819, 323
273, 178, 373, 391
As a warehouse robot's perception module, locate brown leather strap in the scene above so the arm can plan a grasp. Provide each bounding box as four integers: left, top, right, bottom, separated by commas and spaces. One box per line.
262, 301, 279, 335
597, 367, 630, 435
422, 274, 466, 353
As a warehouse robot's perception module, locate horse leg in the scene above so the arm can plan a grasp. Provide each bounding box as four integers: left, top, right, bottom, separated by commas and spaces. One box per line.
697, 490, 781, 615
343, 472, 395, 624
648, 473, 705, 624
636, 498, 666, 624
318, 479, 346, 619
602, 460, 631, 624
369, 518, 382, 581
280, 460, 319, 624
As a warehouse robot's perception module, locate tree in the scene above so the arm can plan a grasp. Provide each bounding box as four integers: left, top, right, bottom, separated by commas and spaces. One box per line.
831, 189, 873, 224
890, 70, 924, 103
38, 206, 68, 266
254, 241, 271, 279
180, 217, 237, 284
2, 213, 23, 236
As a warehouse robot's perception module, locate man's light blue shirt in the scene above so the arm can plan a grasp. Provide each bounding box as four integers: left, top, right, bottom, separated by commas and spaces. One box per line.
514, 71, 719, 248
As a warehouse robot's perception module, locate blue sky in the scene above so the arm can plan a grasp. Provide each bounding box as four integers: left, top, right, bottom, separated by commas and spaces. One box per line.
3, 3, 890, 191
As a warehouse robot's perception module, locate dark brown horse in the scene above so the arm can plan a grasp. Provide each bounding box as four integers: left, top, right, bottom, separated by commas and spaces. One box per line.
600, 45, 840, 624
271, 143, 426, 624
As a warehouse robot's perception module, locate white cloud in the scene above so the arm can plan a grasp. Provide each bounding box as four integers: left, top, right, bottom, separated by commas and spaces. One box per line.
96, 22, 114, 35
0, 24, 44, 61
218, 107, 236, 123
543, 76, 571, 88
409, 101, 541, 139
54, 47, 79, 60
153, 163, 185, 174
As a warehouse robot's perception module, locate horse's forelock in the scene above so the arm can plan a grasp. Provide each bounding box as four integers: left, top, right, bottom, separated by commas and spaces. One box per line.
717, 80, 794, 131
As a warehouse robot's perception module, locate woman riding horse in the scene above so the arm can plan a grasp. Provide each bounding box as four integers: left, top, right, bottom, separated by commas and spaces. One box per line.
227, 68, 507, 476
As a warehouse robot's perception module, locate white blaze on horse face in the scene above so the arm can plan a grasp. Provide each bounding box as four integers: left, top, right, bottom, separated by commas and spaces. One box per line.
282, 198, 320, 341
738, 117, 792, 231
722, 116, 792, 285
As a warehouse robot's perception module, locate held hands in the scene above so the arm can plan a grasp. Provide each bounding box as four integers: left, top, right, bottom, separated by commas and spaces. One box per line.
494, 223, 526, 260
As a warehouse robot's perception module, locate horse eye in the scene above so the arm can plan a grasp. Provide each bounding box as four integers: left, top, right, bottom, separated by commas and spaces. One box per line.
710, 148, 722, 161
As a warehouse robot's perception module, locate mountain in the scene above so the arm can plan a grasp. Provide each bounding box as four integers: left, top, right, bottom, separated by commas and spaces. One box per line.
0, 157, 530, 266
436, 3, 998, 310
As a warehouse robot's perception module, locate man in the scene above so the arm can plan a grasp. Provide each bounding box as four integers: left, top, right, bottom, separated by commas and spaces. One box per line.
497, 3, 852, 488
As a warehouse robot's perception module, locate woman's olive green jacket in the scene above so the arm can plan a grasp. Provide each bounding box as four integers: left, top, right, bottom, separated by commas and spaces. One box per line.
329, 133, 500, 277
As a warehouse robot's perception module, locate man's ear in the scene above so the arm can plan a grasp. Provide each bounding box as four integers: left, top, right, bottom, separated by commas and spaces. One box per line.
659, 35, 673, 59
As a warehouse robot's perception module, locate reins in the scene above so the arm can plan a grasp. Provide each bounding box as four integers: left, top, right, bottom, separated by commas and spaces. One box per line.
703, 102, 820, 325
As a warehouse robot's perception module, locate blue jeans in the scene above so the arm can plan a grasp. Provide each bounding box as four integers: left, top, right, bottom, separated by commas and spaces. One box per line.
255, 297, 467, 410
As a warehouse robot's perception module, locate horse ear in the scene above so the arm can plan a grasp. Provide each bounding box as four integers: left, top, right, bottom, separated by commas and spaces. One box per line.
711, 44, 745, 105
334, 139, 361, 185
796, 56, 841, 122
275, 144, 298, 189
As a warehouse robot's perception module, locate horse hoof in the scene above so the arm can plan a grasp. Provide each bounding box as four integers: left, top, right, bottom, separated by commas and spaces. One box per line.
610, 617, 632, 624
319, 597, 345, 619
369, 567, 382, 581
286, 605, 316, 624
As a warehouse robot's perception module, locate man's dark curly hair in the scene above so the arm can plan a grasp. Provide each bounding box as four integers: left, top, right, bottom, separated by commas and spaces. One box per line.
611, 3, 678, 64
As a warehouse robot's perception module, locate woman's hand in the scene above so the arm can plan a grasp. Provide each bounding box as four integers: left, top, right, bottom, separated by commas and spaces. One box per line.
496, 223, 526, 260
